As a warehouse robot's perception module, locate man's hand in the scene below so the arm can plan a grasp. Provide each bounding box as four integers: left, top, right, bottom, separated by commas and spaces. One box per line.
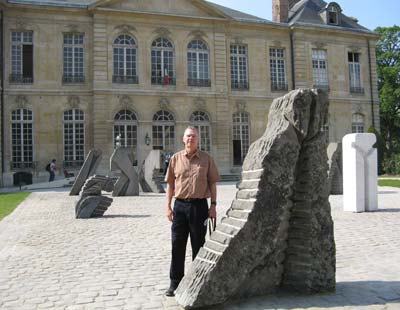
166, 206, 173, 222
208, 204, 217, 219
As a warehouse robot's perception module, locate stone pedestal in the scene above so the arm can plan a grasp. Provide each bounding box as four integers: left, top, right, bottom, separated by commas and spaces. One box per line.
343, 133, 378, 212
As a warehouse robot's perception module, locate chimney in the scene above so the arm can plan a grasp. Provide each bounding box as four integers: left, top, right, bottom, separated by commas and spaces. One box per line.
272, 0, 289, 23
272, 0, 301, 23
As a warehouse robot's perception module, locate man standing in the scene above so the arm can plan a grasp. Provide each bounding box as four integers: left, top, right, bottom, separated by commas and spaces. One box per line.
164, 127, 220, 297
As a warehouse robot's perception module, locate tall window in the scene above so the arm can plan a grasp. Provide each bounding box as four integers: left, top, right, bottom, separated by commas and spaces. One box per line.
230, 45, 248, 90
312, 50, 329, 90
63, 33, 84, 83
114, 110, 138, 150
352, 113, 364, 133
232, 112, 250, 165
190, 111, 211, 152
348, 52, 363, 93
11, 108, 33, 169
10, 31, 33, 84
151, 37, 175, 85
270, 48, 287, 91
113, 34, 138, 84
152, 110, 175, 152
64, 109, 85, 168
187, 40, 210, 87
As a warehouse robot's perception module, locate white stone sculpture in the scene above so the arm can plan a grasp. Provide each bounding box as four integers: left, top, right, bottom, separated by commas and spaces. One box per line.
343, 133, 378, 212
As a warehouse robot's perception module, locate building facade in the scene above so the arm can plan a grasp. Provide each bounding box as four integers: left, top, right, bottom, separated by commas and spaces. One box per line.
0, 0, 380, 186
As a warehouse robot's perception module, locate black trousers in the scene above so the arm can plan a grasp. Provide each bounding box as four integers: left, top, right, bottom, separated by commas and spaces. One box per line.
170, 198, 208, 288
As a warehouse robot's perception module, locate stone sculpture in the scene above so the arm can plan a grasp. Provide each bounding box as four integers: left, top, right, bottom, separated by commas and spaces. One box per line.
143, 150, 165, 193
327, 143, 343, 195
110, 147, 139, 196
343, 133, 378, 212
75, 175, 114, 219
175, 89, 336, 308
70, 149, 102, 196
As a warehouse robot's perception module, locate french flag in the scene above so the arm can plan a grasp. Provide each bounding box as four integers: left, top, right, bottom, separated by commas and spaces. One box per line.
162, 64, 169, 85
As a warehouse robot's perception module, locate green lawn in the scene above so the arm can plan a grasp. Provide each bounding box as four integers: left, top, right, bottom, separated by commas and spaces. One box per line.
0, 192, 31, 220
378, 179, 400, 188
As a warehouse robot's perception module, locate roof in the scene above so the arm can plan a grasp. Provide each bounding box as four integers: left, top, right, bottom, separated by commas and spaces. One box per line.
204, 1, 271, 24
288, 0, 374, 33
7, 0, 96, 8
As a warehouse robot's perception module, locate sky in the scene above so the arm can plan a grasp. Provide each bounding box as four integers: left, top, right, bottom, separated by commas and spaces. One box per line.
207, 0, 400, 31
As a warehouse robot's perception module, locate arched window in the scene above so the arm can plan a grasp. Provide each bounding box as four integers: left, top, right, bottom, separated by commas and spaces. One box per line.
190, 111, 211, 152
11, 108, 34, 168
187, 40, 210, 87
152, 110, 175, 151
113, 34, 138, 84
328, 5, 339, 25
232, 112, 250, 165
63, 109, 85, 168
352, 113, 364, 133
151, 37, 175, 85
114, 109, 138, 149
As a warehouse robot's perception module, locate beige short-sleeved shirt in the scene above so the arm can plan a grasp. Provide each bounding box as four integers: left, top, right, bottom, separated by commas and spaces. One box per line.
164, 149, 220, 199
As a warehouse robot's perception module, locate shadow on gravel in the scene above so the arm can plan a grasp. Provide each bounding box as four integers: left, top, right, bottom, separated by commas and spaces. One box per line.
204, 281, 400, 309
102, 214, 151, 218
378, 191, 399, 194
374, 208, 400, 213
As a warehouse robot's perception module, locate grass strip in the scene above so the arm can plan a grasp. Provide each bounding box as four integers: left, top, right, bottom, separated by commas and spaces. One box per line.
378, 179, 400, 188
0, 192, 31, 220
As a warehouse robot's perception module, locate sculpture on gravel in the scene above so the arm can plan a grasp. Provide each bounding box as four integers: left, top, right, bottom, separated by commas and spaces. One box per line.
70, 149, 102, 196
75, 175, 114, 219
110, 147, 139, 196
175, 89, 336, 308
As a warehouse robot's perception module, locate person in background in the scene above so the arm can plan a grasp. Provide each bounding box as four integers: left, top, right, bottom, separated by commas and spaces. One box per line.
164, 126, 220, 297
49, 159, 57, 182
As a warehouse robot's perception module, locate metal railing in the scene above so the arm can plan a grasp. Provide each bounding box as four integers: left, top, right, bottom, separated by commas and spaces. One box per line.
188, 78, 211, 87
231, 81, 249, 90
62, 75, 85, 84
10, 161, 36, 170
63, 160, 84, 169
350, 86, 364, 94
151, 77, 176, 85
112, 75, 139, 84
271, 82, 288, 91
313, 84, 330, 92
9, 74, 33, 84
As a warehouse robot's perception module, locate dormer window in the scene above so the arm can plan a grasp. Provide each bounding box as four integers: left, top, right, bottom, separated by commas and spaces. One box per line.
328, 6, 338, 24
323, 2, 342, 26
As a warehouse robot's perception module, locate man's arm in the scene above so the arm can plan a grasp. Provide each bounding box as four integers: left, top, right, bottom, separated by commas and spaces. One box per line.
165, 181, 175, 222
208, 181, 217, 219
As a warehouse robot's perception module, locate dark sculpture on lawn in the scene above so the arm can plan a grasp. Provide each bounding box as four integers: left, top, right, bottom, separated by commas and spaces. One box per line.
175, 89, 336, 308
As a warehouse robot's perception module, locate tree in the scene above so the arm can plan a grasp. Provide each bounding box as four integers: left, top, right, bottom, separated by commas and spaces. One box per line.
375, 26, 400, 156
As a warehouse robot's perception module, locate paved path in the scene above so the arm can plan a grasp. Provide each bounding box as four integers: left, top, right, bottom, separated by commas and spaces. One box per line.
0, 184, 400, 310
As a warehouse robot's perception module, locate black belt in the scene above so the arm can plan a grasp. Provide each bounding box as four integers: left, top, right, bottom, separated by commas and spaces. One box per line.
176, 198, 206, 202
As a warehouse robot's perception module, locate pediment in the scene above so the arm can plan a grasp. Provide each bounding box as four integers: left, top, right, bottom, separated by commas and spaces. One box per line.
90, 0, 227, 19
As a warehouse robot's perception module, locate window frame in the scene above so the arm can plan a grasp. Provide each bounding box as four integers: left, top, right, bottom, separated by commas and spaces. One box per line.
190, 111, 211, 152
348, 52, 364, 94
113, 109, 138, 149
270, 47, 288, 91
10, 31, 34, 84
232, 111, 250, 166
151, 37, 175, 86
352, 113, 365, 133
152, 110, 175, 152
10, 108, 34, 169
63, 109, 85, 168
230, 44, 249, 90
312, 49, 329, 91
187, 40, 210, 87
62, 32, 85, 84
112, 34, 138, 84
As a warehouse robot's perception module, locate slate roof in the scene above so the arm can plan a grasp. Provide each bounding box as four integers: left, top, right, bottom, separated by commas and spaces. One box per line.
288, 0, 374, 33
